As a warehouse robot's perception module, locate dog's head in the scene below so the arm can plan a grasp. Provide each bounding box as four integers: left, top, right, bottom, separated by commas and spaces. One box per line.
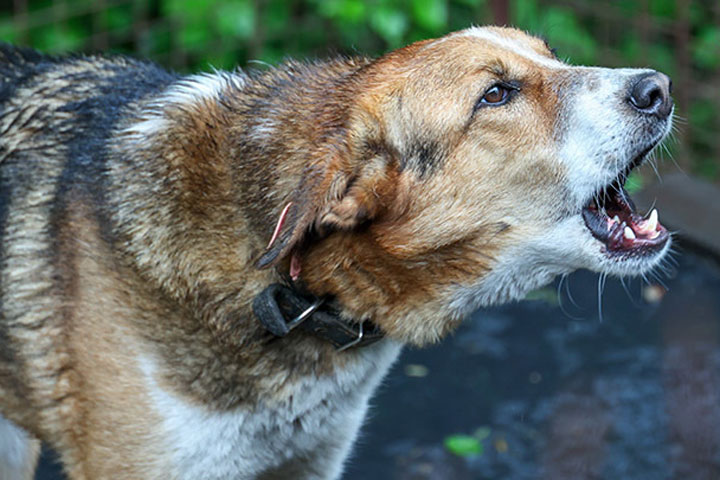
257, 26, 673, 345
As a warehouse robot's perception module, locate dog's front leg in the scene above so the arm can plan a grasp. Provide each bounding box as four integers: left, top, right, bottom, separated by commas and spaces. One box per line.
0, 415, 40, 480
250, 340, 402, 480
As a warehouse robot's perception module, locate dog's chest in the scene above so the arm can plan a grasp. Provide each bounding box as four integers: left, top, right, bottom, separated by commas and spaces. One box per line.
141, 341, 401, 480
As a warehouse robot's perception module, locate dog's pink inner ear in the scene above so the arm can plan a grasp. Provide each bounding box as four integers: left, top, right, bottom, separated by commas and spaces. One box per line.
255, 201, 308, 269
255, 157, 396, 270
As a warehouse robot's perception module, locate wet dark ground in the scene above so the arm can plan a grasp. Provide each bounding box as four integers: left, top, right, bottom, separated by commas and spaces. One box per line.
345, 247, 720, 480
37, 246, 720, 479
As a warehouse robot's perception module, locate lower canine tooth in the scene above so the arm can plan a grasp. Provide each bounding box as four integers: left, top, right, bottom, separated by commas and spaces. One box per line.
624, 226, 636, 240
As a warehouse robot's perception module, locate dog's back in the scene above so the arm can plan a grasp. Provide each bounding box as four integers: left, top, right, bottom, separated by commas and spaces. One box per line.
0, 46, 178, 478
0, 43, 60, 480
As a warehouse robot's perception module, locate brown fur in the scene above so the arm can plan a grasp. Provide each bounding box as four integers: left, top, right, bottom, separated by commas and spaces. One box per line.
0, 26, 670, 478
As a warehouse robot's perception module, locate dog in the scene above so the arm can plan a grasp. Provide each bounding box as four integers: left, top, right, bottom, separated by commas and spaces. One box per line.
0, 26, 672, 479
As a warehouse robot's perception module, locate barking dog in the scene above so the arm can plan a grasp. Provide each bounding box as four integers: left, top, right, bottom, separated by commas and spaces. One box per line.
0, 26, 672, 479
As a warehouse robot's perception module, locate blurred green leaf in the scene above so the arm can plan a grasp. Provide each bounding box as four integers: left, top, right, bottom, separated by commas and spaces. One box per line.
649, 0, 675, 18
264, 0, 292, 36
179, 24, 212, 51
101, 5, 133, 32
444, 434, 484, 457
690, 100, 714, 126
693, 27, 720, 70
163, 0, 214, 52
412, 0, 448, 33
317, 0, 367, 24
0, 19, 16, 43
32, 24, 86, 52
455, 0, 484, 6
204, 51, 238, 70
512, 0, 542, 33
216, 1, 255, 40
619, 33, 642, 64
543, 7, 596, 65
163, 0, 212, 17
370, 6, 408, 48
648, 44, 675, 79
513, 1, 597, 65
27, 0, 53, 13
258, 45, 285, 65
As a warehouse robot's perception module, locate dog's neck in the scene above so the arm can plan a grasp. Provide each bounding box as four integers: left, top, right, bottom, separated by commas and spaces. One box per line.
104, 59, 392, 407
110, 56, 480, 407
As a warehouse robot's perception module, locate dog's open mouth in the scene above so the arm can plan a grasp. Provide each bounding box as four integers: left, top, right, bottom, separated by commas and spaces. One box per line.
582, 170, 669, 255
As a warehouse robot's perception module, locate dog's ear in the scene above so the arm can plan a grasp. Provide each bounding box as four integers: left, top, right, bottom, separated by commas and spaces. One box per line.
255, 150, 397, 269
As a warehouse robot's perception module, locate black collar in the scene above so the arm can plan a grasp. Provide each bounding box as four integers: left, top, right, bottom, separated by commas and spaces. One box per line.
252, 284, 384, 351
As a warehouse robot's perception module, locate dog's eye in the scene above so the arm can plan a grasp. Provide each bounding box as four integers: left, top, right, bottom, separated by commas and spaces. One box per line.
480, 85, 510, 105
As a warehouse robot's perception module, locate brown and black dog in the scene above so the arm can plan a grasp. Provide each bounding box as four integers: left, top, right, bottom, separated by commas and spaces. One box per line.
0, 26, 672, 479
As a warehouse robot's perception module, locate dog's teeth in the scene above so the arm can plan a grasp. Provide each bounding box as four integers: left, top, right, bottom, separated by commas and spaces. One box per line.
612, 215, 620, 224
647, 209, 658, 231
624, 226, 636, 240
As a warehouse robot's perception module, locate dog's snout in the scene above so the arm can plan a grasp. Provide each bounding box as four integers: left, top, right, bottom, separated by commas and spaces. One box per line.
628, 72, 673, 118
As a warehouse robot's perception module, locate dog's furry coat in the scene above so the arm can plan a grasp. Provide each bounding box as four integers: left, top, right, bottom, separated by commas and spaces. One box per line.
0, 26, 672, 479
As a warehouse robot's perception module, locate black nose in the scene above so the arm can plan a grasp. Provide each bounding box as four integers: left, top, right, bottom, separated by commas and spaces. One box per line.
628, 72, 673, 118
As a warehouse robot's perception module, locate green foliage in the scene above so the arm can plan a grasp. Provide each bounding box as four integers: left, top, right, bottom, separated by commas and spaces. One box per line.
216, 2, 255, 40
0, 0, 716, 181
444, 434, 484, 457
693, 26, 720, 70
101, 5, 133, 32
31, 23, 87, 53
370, 5, 409, 47
648, 0, 676, 18
316, 0, 367, 24
513, 0, 597, 64
0, 19, 15, 43
411, 0, 448, 33
444, 426, 492, 457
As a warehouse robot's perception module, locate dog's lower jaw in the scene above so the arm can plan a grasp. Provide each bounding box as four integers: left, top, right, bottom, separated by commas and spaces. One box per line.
447, 259, 565, 321
447, 214, 672, 319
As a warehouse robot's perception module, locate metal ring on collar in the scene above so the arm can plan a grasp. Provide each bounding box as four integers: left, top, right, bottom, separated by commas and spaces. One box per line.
336, 321, 365, 352
286, 297, 324, 331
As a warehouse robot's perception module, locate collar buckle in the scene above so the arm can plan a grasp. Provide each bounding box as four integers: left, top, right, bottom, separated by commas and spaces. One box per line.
286, 297, 324, 331
336, 321, 365, 352
253, 283, 384, 351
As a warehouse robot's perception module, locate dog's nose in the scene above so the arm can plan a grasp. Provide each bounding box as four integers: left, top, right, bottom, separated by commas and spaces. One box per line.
628, 72, 673, 118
